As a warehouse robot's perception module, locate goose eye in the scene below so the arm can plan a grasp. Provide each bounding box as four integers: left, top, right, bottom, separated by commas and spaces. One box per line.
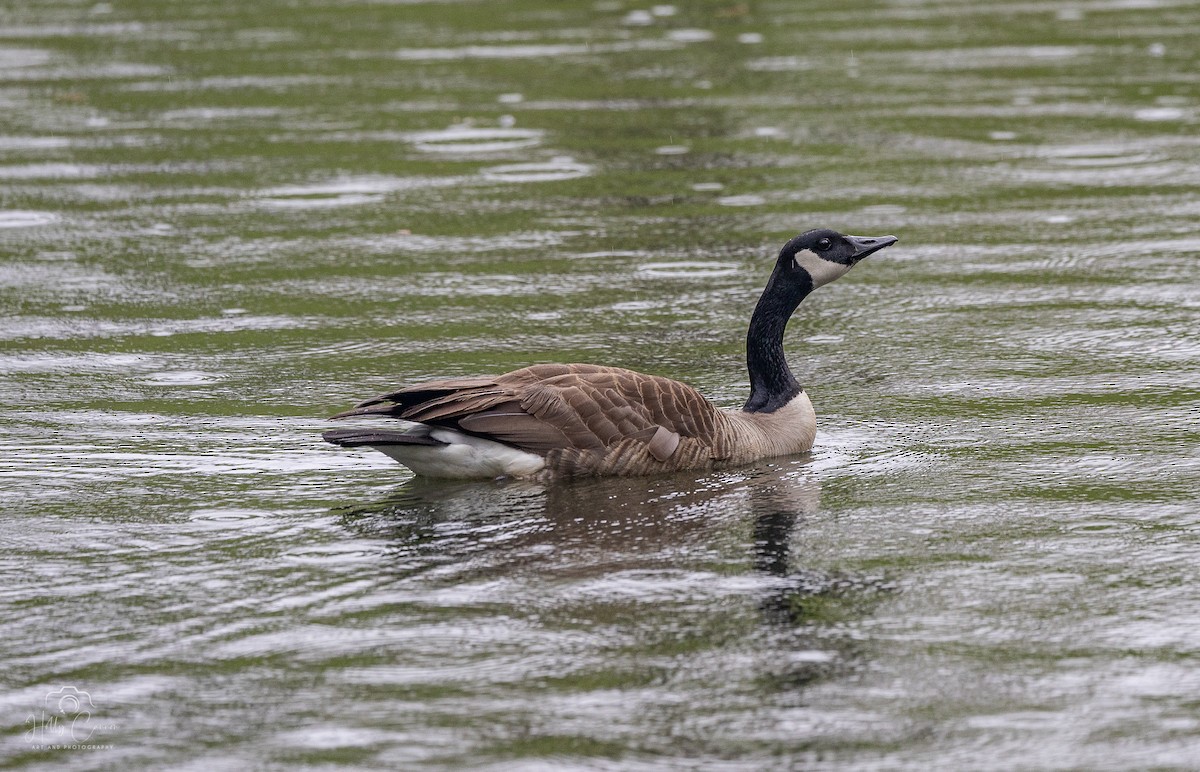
815, 238, 832, 251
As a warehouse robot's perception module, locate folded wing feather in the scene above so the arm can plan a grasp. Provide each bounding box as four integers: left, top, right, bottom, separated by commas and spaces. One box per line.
330, 364, 725, 469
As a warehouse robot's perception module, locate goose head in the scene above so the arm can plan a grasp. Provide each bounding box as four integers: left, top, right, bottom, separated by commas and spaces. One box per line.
778, 228, 898, 289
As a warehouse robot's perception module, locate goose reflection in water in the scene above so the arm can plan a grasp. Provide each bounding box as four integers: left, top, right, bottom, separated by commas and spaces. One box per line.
335, 459, 820, 562
336, 458, 886, 618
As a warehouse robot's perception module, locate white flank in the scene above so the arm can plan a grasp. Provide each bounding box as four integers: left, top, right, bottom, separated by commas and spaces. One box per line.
792, 248, 852, 288
372, 427, 546, 479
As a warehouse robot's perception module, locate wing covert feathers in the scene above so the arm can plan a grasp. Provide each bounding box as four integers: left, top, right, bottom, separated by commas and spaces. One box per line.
327, 363, 743, 478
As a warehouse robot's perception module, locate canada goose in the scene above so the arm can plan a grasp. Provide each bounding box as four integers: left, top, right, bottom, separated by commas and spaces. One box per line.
324, 228, 897, 480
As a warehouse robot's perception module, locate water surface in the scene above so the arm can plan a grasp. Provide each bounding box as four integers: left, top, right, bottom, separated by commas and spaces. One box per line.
3, 0, 1199, 768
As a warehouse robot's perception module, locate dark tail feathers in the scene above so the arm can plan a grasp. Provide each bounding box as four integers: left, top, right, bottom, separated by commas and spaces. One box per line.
322, 427, 445, 448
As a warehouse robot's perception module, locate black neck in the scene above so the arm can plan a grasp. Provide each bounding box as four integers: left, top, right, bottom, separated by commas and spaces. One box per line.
742, 269, 811, 413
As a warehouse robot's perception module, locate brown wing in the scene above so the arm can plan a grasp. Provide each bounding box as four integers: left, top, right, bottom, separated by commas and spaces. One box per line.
329, 363, 728, 469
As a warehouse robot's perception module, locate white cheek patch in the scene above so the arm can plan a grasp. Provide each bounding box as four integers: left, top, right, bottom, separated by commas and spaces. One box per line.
792, 249, 852, 288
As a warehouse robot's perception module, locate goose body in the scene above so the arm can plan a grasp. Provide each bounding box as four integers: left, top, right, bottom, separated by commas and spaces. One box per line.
324, 229, 897, 480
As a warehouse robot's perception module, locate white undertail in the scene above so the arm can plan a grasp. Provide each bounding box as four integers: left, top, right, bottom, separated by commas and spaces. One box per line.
374, 428, 546, 479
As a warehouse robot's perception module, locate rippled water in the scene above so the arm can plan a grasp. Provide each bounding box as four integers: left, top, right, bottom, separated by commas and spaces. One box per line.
3, 0, 1199, 768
